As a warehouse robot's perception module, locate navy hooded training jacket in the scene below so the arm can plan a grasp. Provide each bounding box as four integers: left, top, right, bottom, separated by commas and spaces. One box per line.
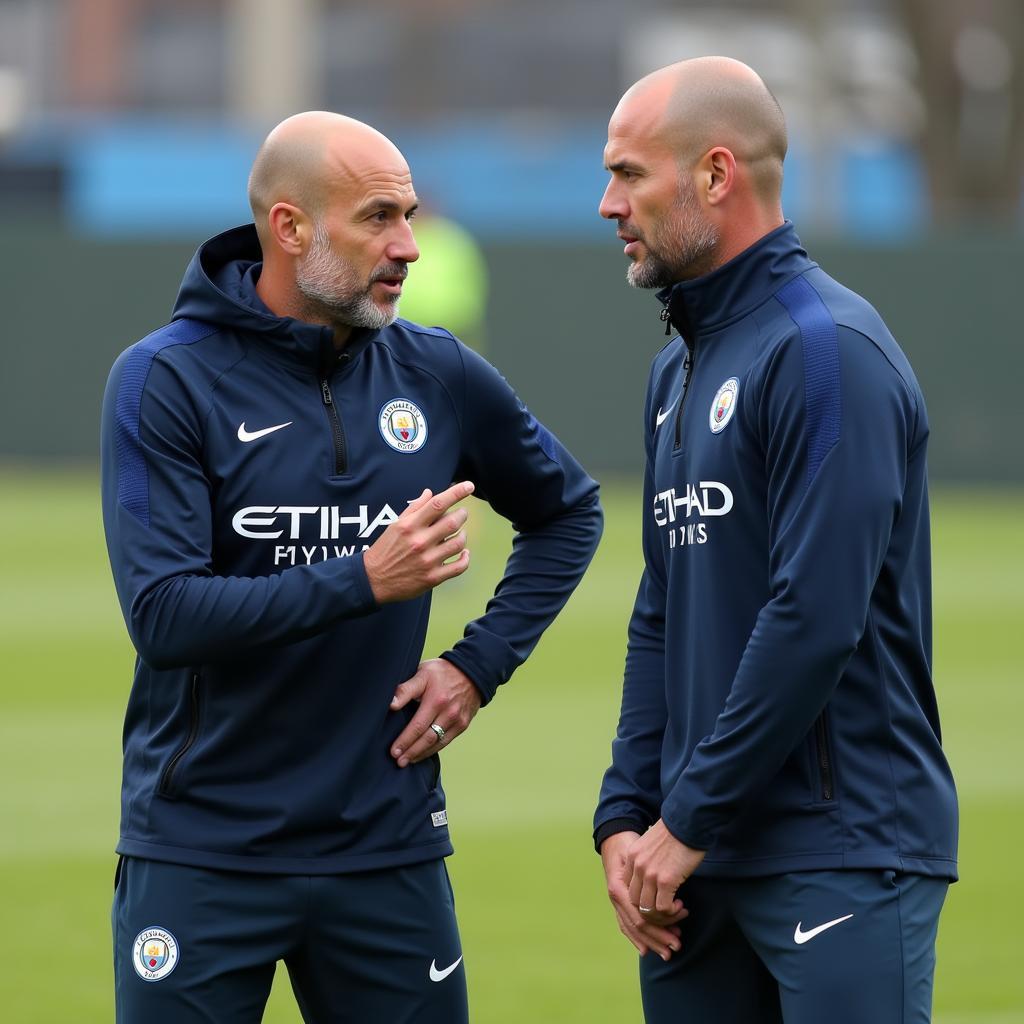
101, 224, 602, 874
594, 223, 957, 880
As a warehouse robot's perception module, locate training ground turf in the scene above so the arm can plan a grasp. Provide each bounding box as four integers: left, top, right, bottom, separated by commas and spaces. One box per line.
0, 468, 1020, 1022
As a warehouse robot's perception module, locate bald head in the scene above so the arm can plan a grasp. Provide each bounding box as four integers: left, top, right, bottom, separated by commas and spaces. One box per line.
615, 57, 787, 202
247, 110, 420, 344
248, 111, 409, 245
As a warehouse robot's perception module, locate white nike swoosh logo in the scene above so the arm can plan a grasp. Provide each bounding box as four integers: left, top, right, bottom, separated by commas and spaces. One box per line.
429, 955, 463, 982
793, 914, 854, 944
237, 421, 292, 442
655, 403, 676, 428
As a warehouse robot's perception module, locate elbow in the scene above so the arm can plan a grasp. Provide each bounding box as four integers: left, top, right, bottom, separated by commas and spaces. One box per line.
794, 601, 863, 668
576, 494, 604, 565
515, 488, 604, 544
129, 591, 194, 670
585, 493, 605, 545
129, 616, 186, 670
577, 487, 604, 536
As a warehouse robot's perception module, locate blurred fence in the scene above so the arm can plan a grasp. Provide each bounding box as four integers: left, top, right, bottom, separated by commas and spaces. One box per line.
3, 222, 1020, 482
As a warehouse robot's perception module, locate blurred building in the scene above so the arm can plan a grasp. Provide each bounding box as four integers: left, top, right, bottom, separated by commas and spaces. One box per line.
1, 0, 1020, 238
1, 0, 1021, 481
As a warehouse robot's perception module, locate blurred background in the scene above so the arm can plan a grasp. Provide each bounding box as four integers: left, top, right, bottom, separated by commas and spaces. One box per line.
1, 0, 1023, 475
0, 0, 1021, 1021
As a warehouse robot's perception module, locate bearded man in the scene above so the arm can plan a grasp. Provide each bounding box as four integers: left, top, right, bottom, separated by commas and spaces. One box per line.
593, 58, 957, 1024
101, 111, 602, 1023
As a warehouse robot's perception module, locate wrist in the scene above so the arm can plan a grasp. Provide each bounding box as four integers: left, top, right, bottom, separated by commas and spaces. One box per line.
594, 817, 647, 855
360, 548, 388, 604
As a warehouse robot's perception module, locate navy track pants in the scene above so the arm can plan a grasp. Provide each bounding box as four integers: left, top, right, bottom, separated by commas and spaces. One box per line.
113, 856, 468, 1023
640, 869, 948, 1024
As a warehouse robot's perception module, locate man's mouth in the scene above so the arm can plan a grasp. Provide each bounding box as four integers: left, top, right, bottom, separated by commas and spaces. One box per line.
617, 228, 642, 257
372, 269, 408, 295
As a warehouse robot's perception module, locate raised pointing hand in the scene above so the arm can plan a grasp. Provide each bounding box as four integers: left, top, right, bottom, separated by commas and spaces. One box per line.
363, 481, 474, 604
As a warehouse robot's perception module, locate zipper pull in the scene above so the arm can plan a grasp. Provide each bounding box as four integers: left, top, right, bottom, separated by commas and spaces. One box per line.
320, 379, 333, 406
660, 308, 672, 336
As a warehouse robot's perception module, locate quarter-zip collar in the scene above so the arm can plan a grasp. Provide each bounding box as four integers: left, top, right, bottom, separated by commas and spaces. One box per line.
172, 223, 380, 372
655, 221, 815, 347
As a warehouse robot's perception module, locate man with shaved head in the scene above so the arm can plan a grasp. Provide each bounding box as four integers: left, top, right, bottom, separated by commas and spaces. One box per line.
100, 111, 601, 1022
593, 58, 956, 1023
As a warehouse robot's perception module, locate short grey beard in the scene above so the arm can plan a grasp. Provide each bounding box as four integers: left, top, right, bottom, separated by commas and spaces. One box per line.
295, 221, 398, 331
626, 184, 720, 290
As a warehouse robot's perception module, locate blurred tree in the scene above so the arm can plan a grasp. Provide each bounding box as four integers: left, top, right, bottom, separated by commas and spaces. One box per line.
897, 0, 1024, 223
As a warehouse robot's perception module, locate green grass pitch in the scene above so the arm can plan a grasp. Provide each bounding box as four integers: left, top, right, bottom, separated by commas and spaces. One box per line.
0, 467, 1020, 1022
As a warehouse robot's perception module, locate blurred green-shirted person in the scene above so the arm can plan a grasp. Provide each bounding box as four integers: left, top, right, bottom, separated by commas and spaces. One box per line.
398, 212, 488, 351
399, 212, 489, 551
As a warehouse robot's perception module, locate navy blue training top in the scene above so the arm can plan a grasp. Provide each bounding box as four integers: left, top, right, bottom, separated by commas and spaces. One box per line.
594, 223, 957, 880
101, 223, 602, 874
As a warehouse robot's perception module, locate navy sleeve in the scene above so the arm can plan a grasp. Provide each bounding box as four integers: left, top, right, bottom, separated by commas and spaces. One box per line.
101, 340, 377, 670
438, 342, 603, 704
592, 365, 670, 848
661, 297, 922, 849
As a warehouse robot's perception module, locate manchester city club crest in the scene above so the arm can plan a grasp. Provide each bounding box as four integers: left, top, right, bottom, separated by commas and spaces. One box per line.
709, 377, 740, 434
132, 926, 180, 982
379, 398, 428, 453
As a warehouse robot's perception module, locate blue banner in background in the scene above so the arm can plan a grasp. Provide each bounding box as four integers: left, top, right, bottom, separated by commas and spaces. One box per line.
59, 116, 926, 242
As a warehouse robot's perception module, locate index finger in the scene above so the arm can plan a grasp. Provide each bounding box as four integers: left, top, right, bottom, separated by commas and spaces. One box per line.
404, 488, 433, 513
410, 480, 475, 523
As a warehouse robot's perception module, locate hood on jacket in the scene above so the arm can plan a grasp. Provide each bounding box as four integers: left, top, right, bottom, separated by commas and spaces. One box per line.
171, 223, 379, 369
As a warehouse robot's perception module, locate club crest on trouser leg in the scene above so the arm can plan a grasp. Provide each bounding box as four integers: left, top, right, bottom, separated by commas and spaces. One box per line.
132, 927, 180, 981
709, 377, 740, 434
379, 398, 428, 452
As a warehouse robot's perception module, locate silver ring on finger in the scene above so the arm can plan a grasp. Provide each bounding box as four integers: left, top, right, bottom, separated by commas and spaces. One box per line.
430, 722, 446, 742
638, 905, 653, 914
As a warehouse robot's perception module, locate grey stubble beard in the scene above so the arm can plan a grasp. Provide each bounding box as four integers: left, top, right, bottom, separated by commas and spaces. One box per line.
626, 179, 720, 290
295, 220, 399, 332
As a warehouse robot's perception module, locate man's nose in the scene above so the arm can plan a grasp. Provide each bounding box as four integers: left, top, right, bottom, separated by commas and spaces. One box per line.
390, 220, 420, 263
599, 179, 627, 221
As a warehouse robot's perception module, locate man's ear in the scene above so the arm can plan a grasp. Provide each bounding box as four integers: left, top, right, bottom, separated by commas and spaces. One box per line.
701, 147, 737, 207
265, 202, 309, 257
